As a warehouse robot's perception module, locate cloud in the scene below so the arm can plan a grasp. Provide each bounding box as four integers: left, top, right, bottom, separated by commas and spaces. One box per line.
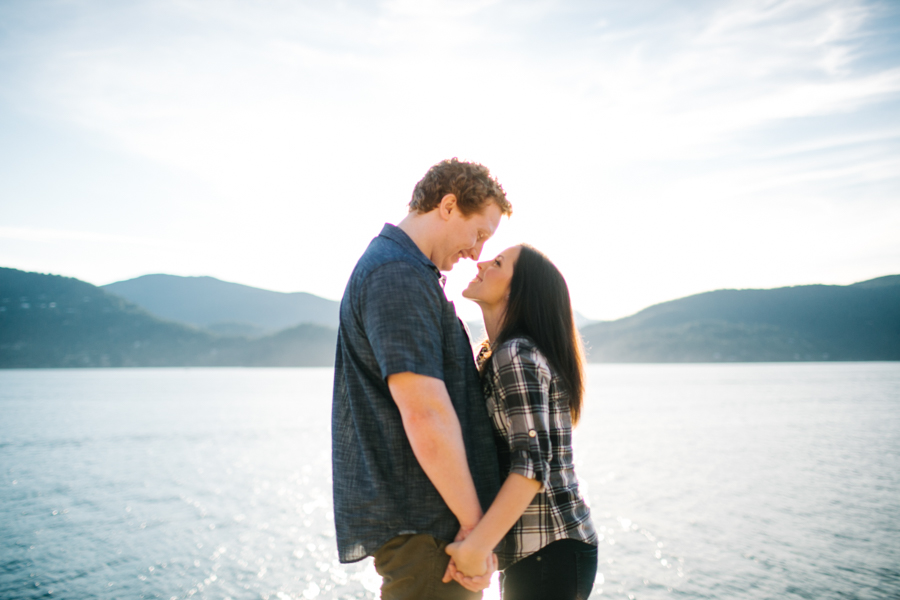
1, 0, 894, 183
1, 0, 898, 318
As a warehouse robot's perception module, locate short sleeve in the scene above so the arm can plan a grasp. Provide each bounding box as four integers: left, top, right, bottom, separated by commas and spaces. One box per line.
360, 261, 444, 381
491, 340, 553, 489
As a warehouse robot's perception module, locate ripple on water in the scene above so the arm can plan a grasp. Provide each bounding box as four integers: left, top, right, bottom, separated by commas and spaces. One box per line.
2, 364, 899, 599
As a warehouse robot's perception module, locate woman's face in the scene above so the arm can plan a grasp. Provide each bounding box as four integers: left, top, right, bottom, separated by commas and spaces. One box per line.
462, 245, 521, 309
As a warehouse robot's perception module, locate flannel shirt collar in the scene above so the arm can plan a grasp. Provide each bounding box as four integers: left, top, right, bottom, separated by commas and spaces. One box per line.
378, 223, 446, 287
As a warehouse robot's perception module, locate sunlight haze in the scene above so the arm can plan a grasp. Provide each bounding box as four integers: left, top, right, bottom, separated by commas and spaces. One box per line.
1, 0, 898, 322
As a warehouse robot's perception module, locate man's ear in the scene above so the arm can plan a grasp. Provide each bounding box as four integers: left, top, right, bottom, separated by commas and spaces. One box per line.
438, 194, 458, 221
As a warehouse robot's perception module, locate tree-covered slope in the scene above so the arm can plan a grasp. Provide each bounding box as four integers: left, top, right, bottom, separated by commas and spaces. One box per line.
1, 268, 336, 368
580, 275, 900, 362
4, 267, 898, 367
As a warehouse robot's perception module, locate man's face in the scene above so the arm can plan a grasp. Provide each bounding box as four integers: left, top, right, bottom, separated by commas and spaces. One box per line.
435, 200, 503, 272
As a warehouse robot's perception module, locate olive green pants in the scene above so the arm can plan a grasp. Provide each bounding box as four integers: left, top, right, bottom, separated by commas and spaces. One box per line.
373, 534, 482, 600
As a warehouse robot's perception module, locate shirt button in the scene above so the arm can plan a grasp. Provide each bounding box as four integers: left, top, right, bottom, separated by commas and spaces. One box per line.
528, 430, 536, 437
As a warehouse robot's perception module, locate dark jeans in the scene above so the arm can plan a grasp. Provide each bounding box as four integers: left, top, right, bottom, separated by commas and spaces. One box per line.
500, 539, 598, 600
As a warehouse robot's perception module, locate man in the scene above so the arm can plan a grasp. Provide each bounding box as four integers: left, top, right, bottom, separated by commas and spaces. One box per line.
332, 158, 512, 599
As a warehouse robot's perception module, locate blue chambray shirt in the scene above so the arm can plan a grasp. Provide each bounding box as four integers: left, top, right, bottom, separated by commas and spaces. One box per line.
331, 224, 501, 563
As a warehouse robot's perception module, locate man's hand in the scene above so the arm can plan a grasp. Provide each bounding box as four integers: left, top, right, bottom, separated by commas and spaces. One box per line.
442, 527, 495, 592
441, 527, 496, 592
442, 527, 473, 586
445, 540, 492, 579
445, 551, 497, 592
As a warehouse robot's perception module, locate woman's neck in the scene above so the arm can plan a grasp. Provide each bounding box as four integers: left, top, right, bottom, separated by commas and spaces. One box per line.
480, 303, 506, 343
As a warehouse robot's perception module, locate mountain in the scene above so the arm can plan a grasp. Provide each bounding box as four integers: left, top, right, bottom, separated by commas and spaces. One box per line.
574, 311, 600, 328
1, 268, 336, 368
580, 275, 900, 362
5, 267, 899, 367
103, 274, 339, 335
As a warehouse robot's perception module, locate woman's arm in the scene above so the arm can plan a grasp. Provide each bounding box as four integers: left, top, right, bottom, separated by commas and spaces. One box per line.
444, 472, 541, 576
445, 340, 555, 579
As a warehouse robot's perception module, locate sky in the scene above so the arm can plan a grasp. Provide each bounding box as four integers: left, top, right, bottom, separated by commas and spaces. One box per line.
1, 0, 899, 322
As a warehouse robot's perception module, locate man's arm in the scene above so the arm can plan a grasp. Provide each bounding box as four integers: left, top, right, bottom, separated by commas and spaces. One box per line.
387, 371, 483, 531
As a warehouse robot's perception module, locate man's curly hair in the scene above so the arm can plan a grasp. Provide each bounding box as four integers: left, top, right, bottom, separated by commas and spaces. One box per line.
409, 158, 512, 217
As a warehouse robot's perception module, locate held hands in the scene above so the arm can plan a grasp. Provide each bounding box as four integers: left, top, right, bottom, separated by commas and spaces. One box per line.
442, 528, 497, 592
445, 540, 493, 579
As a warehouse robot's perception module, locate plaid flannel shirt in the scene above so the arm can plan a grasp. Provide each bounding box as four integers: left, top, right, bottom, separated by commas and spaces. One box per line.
480, 337, 597, 568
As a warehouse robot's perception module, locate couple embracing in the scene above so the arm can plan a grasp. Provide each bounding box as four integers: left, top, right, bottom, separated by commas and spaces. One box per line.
332, 158, 598, 600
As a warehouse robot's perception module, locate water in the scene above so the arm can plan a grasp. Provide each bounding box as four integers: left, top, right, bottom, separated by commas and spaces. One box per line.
1, 363, 898, 600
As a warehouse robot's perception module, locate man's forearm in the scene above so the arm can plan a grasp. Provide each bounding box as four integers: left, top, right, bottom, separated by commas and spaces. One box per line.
388, 373, 483, 529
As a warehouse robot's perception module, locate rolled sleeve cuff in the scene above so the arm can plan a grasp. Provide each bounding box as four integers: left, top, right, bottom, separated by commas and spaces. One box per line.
508, 447, 550, 490
381, 360, 444, 382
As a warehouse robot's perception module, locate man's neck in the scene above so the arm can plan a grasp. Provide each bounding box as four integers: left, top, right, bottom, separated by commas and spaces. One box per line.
397, 212, 435, 264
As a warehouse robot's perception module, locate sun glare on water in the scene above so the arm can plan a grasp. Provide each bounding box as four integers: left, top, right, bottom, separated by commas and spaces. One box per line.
483, 572, 501, 600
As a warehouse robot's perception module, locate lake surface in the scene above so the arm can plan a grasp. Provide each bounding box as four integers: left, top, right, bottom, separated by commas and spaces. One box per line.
1, 363, 899, 600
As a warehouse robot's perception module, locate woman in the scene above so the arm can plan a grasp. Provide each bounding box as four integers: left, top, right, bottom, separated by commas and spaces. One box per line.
445, 244, 598, 600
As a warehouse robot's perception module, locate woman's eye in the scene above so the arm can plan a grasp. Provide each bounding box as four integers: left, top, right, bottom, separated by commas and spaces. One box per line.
494, 259, 501, 266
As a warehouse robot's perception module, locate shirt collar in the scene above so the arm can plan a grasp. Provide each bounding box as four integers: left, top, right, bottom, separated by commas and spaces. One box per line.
378, 223, 446, 286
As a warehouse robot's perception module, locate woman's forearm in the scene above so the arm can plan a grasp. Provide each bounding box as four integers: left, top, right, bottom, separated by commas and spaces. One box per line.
456, 473, 541, 561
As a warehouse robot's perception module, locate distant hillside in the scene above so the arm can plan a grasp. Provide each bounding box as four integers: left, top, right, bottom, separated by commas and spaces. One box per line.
466, 312, 599, 341
580, 275, 900, 362
103, 274, 339, 334
5, 267, 899, 367
1, 268, 336, 368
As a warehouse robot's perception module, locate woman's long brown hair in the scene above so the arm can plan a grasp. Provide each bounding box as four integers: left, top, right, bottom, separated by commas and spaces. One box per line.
487, 244, 586, 425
